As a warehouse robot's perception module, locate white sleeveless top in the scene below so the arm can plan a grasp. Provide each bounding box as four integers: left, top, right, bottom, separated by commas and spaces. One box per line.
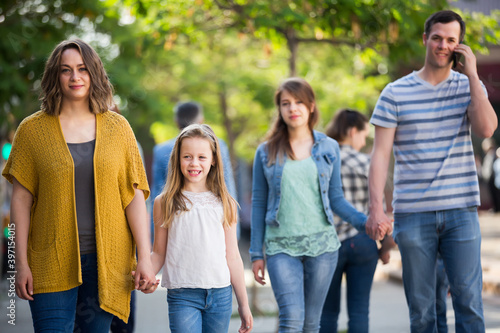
161, 191, 231, 289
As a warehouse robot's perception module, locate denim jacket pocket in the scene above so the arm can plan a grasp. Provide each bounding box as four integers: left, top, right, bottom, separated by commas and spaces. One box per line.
320, 153, 336, 179
322, 153, 337, 165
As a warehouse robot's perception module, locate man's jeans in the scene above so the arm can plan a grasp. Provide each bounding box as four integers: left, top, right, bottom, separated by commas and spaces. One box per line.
394, 207, 484, 333
267, 251, 338, 333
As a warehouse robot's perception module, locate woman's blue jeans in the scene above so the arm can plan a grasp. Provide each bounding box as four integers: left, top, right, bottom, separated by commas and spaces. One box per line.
167, 286, 233, 333
267, 251, 338, 333
394, 207, 484, 333
28, 253, 114, 333
320, 232, 379, 333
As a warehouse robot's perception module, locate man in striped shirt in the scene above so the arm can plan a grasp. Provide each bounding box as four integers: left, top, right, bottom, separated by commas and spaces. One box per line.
367, 10, 497, 333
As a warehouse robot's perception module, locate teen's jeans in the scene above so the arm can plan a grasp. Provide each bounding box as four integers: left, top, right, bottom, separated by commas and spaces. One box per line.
267, 251, 338, 333
393, 207, 484, 333
29, 253, 114, 333
167, 286, 232, 333
320, 232, 379, 333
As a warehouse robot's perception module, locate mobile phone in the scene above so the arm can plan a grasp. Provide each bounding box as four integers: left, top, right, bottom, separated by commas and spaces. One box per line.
453, 42, 464, 68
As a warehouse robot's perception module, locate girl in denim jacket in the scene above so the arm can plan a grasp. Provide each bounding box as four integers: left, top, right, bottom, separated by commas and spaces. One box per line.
250, 78, 367, 333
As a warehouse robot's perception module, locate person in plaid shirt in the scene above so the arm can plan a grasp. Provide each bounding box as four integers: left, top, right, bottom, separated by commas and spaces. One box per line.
320, 109, 394, 333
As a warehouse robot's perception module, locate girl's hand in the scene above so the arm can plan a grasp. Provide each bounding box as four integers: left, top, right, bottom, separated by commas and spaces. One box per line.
378, 249, 391, 265
238, 305, 253, 333
251, 259, 266, 285
132, 271, 160, 294
15, 263, 34, 301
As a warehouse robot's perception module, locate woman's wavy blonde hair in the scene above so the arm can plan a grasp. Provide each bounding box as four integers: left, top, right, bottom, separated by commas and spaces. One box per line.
159, 124, 237, 229
39, 39, 113, 115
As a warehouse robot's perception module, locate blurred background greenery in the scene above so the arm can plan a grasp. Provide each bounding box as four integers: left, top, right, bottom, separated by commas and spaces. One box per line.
1, 0, 499, 164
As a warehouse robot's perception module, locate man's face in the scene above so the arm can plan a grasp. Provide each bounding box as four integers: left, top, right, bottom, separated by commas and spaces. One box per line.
423, 21, 461, 70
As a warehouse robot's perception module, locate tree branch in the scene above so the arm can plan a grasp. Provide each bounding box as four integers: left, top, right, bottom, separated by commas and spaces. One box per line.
296, 37, 357, 47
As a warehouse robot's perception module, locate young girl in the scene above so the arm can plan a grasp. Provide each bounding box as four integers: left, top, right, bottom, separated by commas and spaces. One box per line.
250, 78, 369, 332
142, 124, 253, 333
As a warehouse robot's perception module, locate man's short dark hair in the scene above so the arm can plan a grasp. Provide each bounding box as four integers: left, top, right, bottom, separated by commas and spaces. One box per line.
174, 101, 203, 130
425, 10, 466, 42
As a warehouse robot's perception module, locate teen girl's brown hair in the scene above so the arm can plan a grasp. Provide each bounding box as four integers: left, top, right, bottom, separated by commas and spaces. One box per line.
159, 124, 237, 229
40, 39, 114, 115
266, 77, 319, 165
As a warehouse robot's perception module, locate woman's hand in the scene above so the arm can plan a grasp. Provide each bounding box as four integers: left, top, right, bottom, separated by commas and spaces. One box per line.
16, 263, 34, 301
132, 270, 160, 294
252, 259, 266, 285
238, 305, 253, 333
133, 258, 157, 291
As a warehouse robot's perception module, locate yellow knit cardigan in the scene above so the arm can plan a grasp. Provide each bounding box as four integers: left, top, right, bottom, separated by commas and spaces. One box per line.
2, 110, 150, 322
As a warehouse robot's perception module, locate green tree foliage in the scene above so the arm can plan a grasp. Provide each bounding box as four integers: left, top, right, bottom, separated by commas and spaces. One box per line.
1, 0, 499, 161
0, 0, 111, 137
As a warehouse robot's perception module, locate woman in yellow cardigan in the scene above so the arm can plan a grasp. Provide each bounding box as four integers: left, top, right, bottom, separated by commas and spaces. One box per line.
2, 39, 156, 332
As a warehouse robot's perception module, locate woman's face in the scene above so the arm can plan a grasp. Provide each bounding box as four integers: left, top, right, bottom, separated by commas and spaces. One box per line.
351, 123, 370, 152
279, 90, 313, 131
59, 48, 90, 103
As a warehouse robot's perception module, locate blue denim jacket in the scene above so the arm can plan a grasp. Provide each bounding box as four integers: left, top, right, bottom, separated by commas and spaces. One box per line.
249, 130, 367, 261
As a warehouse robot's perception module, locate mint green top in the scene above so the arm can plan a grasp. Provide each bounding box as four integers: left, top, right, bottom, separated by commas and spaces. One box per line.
265, 157, 340, 257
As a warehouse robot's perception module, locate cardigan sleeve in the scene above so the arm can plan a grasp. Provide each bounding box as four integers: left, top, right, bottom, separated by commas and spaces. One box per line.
2, 118, 38, 196
119, 119, 150, 209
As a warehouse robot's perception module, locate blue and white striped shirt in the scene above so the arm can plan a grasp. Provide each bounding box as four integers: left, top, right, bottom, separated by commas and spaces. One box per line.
370, 70, 483, 213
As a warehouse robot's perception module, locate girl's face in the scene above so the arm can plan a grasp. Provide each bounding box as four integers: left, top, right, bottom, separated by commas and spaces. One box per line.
179, 137, 214, 192
351, 123, 370, 152
279, 90, 313, 131
59, 48, 91, 103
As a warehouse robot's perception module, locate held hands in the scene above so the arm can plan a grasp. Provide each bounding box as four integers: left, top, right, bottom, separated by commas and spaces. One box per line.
15, 263, 34, 301
238, 305, 253, 333
251, 259, 266, 286
366, 210, 393, 241
132, 257, 159, 293
131, 271, 160, 294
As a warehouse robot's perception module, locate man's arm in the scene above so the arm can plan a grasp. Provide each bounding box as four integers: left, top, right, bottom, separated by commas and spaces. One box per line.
455, 44, 498, 138
366, 126, 396, 240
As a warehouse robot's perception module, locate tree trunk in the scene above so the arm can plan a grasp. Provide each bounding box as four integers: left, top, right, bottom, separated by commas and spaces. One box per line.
286, 28, 298, 77
218, 83, 238, 171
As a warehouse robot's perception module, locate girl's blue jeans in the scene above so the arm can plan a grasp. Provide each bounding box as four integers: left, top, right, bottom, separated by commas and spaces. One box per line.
28, 253, 114, 333
394, 207, 484, 333
167, 285, 233, 333
267, 251, 338, 333
320, 232, 379, 333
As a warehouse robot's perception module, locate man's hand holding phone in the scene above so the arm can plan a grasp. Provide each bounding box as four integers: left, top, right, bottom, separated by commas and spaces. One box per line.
452, 43, 478, 79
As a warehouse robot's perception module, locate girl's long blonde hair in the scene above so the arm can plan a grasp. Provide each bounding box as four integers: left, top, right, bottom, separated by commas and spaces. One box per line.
159, 124, 237, 229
